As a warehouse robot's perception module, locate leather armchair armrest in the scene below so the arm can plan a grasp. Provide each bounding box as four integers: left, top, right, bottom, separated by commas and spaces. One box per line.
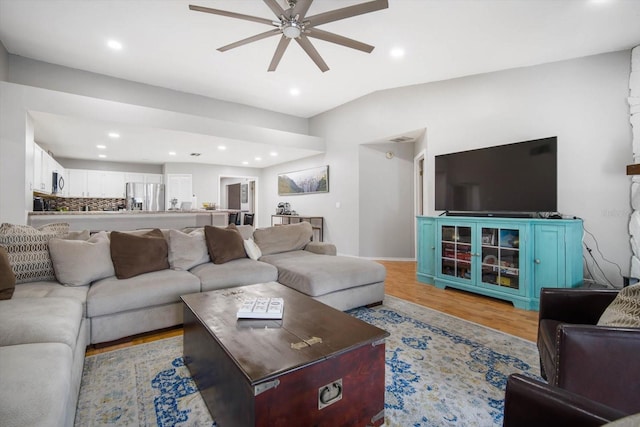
304, 242, 337, 256
503, 374, 627, 427
539, 288, 619, 325
556, 325, 640, 414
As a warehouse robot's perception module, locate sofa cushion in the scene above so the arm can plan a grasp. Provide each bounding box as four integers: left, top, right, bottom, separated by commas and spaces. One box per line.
204, 224, 247, 264
190, 258, 278, 292
260, 250, 386, 297
0, 222, 69, 283
12, 280, 89, 317
49, 231, 114, 286
0, 343, 72, 427
0, 297, 83, 349
253, 222, 313, 256
110, 228, 169, 279
168, 228, 209, 271
598, 283, 640, 327
0, 246, 16, 299
87, 269, 201, 317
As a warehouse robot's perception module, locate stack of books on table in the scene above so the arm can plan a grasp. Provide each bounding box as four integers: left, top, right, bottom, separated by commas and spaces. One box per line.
237, 297, 284, 320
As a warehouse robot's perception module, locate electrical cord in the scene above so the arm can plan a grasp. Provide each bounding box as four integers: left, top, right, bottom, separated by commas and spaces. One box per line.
583, 243, 615, 288
582, 225, 625, 281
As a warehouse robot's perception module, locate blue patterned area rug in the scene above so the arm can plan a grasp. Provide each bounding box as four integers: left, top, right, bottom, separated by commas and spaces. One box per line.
75, 296, 540, 426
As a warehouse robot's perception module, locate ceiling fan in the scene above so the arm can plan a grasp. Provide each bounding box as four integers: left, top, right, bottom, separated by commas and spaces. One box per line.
189, 0, 389, 72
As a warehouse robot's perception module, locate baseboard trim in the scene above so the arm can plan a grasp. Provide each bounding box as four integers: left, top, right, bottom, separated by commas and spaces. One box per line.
335, 255, 416, 262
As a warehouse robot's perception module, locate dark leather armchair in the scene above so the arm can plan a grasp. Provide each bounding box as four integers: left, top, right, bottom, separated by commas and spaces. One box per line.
536, 288, 640, 415
503, 374, 627, 427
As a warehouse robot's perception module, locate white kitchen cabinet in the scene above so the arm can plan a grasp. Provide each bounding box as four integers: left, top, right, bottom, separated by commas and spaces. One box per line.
124, 172, 145, 183
145, 173, 163, 184
67, 169, 88, 197
86, 171, 125, 198
33, 144, 64, 194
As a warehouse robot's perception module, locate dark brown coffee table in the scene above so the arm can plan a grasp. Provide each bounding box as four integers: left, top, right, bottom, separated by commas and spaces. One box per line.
181, 282, 389, 427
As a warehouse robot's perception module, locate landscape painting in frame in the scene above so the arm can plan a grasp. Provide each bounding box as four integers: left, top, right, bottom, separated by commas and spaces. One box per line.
278, 166, 329, 195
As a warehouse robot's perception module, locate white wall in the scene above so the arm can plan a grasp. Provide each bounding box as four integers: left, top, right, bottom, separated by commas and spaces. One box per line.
0, 41, 8, 81
57, 158, 163, 174
262, 51, 634, 282
359, 141, 415, 259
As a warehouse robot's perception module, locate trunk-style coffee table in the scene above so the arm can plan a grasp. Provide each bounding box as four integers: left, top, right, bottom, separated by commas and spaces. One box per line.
181, 282, 389, 427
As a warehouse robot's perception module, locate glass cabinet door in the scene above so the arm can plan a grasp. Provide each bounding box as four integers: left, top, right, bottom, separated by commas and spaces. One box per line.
480, 227, 520, 290
440, 225, 472, 280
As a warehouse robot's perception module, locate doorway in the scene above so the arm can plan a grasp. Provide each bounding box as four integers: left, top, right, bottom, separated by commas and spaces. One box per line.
218, 175, 259, 226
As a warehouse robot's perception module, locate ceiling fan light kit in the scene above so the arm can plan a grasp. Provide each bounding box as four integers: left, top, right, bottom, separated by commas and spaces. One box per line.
189, 0, 389, 72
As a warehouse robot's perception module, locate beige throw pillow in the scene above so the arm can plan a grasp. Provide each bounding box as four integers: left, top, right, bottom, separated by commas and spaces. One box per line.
168, 228, 210, 271
49, 231, 115, 286
597, 283, 640, 327
253, 222, 313, 256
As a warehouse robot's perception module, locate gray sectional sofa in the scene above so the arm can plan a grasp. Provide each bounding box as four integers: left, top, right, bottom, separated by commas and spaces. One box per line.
0, 221, 385, 427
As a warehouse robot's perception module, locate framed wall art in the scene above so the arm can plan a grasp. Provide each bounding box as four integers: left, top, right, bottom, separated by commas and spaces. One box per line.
278, 165, 329, 196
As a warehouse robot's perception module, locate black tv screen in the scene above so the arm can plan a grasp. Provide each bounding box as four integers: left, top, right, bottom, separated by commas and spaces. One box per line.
434, 137, 557, 213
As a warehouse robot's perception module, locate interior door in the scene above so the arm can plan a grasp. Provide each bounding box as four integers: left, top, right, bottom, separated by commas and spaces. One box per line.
228, 183, 241, 210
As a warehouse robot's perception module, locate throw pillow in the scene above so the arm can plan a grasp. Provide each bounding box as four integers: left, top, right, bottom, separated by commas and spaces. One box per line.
0, 222, 69, 283
243, 238, 262, 261
167, 228, 210, 271
49, 231, 115, 286
597, 283, 640, 327
204, 224, 247, 264
0, 246, 16, 300
253, 221, 313, 256
110, 229, 169, 279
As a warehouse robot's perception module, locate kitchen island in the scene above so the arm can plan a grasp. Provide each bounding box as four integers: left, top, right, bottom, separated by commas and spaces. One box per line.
28, 210, 234, 231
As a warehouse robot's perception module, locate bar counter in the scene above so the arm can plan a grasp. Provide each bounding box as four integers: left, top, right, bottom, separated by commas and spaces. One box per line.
28, 210, 232, 231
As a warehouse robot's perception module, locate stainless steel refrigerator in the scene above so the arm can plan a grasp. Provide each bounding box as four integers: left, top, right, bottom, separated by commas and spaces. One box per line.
125, 182, 165, 211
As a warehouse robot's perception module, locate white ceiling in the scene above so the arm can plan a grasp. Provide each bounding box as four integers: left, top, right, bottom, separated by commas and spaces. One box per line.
2, 0, 640, 166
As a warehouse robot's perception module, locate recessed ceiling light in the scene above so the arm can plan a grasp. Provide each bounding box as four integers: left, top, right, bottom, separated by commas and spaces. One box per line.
98, 154, 107, 159
255, 157, 262, 161
96, 145, 106, 149
390, 48, 405, 58
242, 161, 249, 165
169, 151, 176, 156
108, 132, 120, 138
107, 40, 122, 50
270, 151, 278, 157
290, 88, 300, 96
218, 145, 227, 151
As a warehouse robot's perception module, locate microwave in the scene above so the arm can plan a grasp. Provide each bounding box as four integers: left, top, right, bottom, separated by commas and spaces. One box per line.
52, 172, 64, 194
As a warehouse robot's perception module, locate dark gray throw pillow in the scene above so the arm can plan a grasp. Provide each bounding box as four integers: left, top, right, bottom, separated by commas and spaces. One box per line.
110, 229, 169, 279
204, 224, 247, 265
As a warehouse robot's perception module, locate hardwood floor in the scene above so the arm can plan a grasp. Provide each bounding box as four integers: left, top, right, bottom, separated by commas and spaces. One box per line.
379, 260, 538, 342
86, 260, 538, 356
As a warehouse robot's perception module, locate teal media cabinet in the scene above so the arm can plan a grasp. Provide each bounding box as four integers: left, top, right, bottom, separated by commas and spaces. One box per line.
416, 216, 583, 310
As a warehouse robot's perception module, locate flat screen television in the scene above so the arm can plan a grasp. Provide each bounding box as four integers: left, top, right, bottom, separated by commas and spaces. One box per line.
434, 137, 557, 215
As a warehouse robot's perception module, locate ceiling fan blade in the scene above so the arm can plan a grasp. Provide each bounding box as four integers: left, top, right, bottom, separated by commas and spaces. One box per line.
306, 0, 388, 27
262, 0, 286, 18
295, 35, 329, 72
218, 28, 281, 52
306, 28, 374, 53
268, 36, 292, 72
189, 4, 275, 26
290, 0, 313, 19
